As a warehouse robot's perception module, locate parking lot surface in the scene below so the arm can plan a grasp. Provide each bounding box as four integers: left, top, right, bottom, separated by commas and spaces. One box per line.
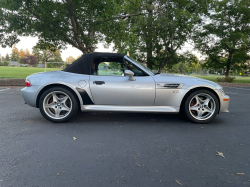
0, 87, 249, 187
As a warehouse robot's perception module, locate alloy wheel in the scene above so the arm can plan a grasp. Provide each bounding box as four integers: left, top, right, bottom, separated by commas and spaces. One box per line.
43, 91, 72, 120
189, 93, 216, 121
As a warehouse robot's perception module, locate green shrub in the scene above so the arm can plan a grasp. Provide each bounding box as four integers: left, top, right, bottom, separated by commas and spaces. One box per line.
217, 76, 235, 83
3, 61, 9, 66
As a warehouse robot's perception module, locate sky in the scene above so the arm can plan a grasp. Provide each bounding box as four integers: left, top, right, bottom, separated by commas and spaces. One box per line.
0, 36, 202, 61
0, 36, 115, 61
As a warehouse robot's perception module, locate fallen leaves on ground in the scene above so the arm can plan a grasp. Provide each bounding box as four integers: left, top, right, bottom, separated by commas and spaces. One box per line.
73, 137, 77, 140
216, 151, 225, 158
9, 165, 18, 170
175, 180, 182, 186
237, 173, 244, 175
135, 162, 142, 167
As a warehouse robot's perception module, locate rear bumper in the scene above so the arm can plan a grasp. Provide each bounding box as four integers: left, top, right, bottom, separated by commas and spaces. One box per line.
21, 86, 40, 108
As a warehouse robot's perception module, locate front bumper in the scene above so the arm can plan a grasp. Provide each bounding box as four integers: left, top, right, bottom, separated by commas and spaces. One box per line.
219, 95, 230, 113
215, 89, 230, 113
21, 86, 40, 108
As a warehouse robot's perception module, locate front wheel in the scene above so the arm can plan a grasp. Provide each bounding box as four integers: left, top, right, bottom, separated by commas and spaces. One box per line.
182, 90, 219, 123
39, 87, 78, 123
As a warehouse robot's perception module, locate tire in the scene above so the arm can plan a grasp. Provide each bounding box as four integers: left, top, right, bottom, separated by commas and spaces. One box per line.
181, 89, 219, 123
39, 87, 79, 123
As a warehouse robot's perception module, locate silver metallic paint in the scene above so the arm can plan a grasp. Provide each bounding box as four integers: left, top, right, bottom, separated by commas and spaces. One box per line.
21, 55, 230, 114
89, 75, 155, 106
82, 105, 179, 113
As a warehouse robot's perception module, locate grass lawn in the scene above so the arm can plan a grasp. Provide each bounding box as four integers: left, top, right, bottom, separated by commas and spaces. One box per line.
0, 66, 61, 79
191, 75, 250, 83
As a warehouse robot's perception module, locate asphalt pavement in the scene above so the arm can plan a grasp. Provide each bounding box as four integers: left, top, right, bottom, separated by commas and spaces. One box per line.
0, 87, 250, 187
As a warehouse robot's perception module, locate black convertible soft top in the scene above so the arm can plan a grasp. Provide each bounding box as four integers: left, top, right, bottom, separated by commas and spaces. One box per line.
63, 52, 125, 75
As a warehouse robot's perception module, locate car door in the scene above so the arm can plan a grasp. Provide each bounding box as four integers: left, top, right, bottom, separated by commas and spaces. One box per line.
89, 60, 155, 106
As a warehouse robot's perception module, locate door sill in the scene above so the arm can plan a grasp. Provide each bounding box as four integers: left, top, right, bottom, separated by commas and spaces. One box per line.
81, 105, 179, 113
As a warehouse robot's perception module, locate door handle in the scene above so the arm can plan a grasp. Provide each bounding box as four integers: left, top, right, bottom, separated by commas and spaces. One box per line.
93, 81, 105, 85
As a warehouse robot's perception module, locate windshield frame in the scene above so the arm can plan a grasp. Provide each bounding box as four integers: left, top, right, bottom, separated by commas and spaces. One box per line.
124, 56, 155, 76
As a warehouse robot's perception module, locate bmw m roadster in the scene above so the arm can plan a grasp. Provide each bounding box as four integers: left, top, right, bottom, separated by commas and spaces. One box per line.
21, 52, 229, 123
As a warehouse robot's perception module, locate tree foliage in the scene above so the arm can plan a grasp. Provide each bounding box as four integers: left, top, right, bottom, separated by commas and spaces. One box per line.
5, 53, 10, 61
10, 46, 19, 61
65, 56, 76, 64
106, 0, 209, 72
32, 46, 63, 63
194, 0, 250, 76
0, 0, 125, 53
20, 55, 37, 65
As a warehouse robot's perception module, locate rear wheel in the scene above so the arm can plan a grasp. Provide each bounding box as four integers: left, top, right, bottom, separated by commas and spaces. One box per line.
182, 90, 219, 123
39, 87, 78, 123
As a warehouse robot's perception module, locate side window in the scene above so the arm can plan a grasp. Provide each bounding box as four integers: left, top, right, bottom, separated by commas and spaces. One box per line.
125, 60, 148, 76
97, 62, 125, 76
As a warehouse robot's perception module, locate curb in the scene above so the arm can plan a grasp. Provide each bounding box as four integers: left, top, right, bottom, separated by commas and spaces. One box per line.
0, 79, 25, 86
219, 83, 250, 87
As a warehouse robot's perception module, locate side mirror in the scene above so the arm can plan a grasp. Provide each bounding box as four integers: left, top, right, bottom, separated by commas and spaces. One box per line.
125, 70, 136, 81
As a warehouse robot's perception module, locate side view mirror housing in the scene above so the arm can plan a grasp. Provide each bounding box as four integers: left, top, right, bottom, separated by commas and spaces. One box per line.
125, 70, 136, 81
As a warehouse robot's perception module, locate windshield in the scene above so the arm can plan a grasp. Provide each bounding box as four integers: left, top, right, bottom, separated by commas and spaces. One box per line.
126, 56, 155, 75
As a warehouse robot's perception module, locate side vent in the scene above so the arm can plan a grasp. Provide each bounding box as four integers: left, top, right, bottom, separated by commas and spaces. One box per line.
156, 83, 184, 89
163, 84, 180, 88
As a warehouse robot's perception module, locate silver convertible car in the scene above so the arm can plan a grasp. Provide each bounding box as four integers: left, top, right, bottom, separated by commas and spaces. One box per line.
21, 52, 229, 123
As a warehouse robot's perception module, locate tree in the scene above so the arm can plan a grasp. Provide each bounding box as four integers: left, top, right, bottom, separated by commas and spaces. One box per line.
107, 0, 208, 72
32, 46, 63, 63
20, 55, 37, 65
24, 49, 30, 56
65, 56, 76, 64
10, 46, 19, 61
5, 53, 10, 61
194, 0, 250, 76
0, 0, 129, 54
19, 49, 25, 58
3, 60, 9, 66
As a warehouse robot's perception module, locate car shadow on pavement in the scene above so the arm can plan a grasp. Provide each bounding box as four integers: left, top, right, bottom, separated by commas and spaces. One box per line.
65, 111, 225, 126
24, 110, 225, 126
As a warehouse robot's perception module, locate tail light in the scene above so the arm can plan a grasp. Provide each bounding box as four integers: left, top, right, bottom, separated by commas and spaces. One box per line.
26, 79, 31, 87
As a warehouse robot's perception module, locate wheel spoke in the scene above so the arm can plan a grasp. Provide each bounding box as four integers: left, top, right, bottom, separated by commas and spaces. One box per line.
52, 93, 59, 103
45, 103, 56, 109
195, 96, 202, 105
54, 107, 61, 117
197, 109, 203, 117
203, 98, 210, 106
190, 106, 199, 111
204, 106, 212, 114
61, 96, 69, 104
61, 105, 70, 112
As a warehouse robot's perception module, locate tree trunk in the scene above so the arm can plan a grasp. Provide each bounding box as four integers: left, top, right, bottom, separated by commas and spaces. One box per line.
146, 1, 153, 69
225, 52, 233, 77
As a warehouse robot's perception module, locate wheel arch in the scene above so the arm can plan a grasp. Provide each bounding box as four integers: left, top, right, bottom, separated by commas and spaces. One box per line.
36, 83, 83, 108
180, 87, 221, 113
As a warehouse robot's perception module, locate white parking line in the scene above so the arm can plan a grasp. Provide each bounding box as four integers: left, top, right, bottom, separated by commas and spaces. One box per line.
0, 87, 10, 92
226, 87, 250, 91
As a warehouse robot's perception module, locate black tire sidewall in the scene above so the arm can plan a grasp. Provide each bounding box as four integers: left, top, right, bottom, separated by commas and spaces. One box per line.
39, 87, 78, 123
182, 89, 219, 123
